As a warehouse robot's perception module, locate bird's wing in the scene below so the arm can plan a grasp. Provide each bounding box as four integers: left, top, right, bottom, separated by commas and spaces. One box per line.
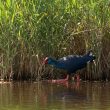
57, 55, 80, 69
58, 55, 79, 62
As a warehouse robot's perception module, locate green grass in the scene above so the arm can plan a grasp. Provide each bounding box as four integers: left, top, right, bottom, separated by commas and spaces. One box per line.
0, 0, 110, 80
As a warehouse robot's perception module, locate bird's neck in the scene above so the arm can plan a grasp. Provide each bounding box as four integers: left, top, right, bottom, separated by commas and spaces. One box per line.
83, 54, 92, 62
49, 59, 58, 67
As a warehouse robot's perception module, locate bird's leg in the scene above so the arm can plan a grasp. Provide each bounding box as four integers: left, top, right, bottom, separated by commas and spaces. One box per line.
76, 74, 80, 82
64, 74, 69, 81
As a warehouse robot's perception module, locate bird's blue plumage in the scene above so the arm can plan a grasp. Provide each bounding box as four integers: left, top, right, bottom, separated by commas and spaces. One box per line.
44, 51, 96, 75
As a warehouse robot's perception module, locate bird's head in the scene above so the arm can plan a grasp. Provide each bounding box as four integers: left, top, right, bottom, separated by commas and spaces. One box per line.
43, 57, 56, 65
86, 50, 96, 62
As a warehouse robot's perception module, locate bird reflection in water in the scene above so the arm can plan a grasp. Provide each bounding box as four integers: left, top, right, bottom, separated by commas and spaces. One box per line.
36, 80, 87, 110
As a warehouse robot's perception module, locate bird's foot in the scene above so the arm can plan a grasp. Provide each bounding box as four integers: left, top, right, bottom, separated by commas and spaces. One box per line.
46, 75, 69, 84
51, 78, 68, 83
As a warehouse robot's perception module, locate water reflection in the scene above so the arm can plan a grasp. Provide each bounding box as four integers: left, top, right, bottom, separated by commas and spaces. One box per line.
0, 81, 110, 110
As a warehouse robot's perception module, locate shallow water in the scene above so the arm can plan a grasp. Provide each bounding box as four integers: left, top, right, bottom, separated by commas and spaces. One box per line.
0, 81, 110, 110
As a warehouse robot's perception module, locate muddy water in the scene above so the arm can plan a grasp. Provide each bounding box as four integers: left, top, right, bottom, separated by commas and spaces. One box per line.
0, 81, 110, 110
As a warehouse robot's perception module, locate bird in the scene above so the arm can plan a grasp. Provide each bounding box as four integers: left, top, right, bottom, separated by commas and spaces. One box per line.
43, 50, 96, 82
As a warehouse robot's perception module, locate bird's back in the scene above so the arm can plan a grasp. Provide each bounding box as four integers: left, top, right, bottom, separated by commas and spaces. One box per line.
57, 55, 86, 73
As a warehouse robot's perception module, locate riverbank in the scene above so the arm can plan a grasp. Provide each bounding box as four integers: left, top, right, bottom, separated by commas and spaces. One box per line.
0, 0, 110, 81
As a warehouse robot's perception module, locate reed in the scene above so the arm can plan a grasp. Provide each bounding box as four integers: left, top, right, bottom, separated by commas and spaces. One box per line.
0, 0, 110, 81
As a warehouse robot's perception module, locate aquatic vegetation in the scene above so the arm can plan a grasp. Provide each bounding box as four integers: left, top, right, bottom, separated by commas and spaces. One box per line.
0, 0, 110, 80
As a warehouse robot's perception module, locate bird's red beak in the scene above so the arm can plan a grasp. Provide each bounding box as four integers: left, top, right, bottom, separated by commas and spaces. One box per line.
43, 57, 48, 65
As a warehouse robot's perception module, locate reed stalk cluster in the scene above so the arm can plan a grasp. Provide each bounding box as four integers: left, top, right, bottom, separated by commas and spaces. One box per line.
0, 0, 110, 81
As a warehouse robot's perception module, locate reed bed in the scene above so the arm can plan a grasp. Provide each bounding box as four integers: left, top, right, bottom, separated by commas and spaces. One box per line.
0, 0, 110, 81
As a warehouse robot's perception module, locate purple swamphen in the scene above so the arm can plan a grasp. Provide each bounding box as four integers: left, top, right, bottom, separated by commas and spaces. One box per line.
43, 51, 96, 82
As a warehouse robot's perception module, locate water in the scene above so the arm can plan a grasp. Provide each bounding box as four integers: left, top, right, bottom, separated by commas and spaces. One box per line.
0, 81, 110, 110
